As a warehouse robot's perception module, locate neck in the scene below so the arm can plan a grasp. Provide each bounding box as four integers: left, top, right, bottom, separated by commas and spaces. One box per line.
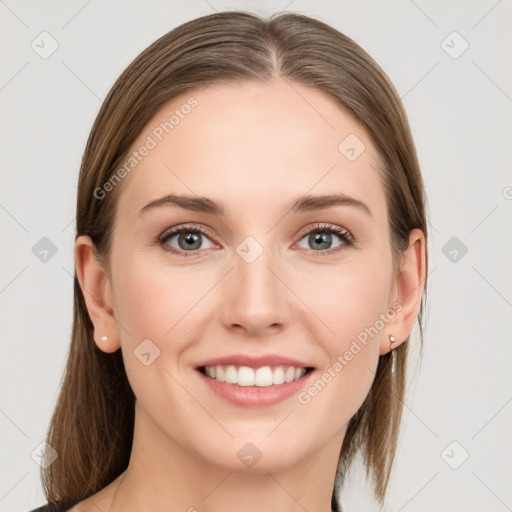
106, 400, 344, 512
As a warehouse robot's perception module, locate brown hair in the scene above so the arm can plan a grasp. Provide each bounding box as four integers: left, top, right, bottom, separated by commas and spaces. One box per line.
41, 10, 428, 511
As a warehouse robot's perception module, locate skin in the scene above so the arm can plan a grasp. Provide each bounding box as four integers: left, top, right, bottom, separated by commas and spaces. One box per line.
73, 78, 425, 512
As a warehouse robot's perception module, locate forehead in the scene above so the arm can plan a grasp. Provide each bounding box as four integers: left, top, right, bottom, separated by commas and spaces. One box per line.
117, 78, 386, 218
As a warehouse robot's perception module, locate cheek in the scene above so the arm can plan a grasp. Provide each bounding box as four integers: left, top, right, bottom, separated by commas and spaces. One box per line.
293, 257, 393, 346
111, 255, 205, 428
293, 259, 392, 412
112, 251, 198, 342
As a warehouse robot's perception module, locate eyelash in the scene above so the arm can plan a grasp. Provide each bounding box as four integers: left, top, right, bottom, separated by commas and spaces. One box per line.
157, 222, 355, 257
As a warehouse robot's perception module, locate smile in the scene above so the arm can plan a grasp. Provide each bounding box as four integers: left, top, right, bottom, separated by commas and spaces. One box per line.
196, 365, 315, 407
199, 364, 313, 387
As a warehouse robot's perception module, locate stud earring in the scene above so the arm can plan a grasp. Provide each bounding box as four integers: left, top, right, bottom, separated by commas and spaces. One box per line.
389, 335, 397, 351
100, 336, 108, 342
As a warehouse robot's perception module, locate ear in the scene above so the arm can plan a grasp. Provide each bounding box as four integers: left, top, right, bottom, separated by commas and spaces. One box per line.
74, 235, 121, 353
379, 228, 426, 355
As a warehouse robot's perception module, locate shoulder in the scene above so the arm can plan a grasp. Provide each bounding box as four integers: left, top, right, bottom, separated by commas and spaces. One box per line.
28, 505, 75, 512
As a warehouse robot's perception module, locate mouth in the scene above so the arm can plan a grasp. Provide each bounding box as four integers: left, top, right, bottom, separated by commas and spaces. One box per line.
197, 364, 315, 387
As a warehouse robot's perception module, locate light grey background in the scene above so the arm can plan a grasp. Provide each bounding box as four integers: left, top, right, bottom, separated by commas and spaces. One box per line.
1, 1, 511, 511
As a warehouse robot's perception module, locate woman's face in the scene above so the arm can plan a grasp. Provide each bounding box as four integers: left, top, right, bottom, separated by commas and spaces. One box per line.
103, 79, 402, 473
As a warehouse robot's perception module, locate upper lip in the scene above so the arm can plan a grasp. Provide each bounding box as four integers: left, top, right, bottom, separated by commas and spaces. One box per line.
196, 354, 314, 369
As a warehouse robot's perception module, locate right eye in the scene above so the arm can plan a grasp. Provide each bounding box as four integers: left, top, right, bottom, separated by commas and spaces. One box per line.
158, 225, 217, 256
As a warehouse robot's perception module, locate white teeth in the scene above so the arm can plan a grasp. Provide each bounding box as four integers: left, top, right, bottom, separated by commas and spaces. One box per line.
225, 365, 238, 384
284, 367, 295, 383
216, 366, 225, 382
272, 366, 285, 385
254, 366, 273, 387
238, 366, 255, 386
202, 364, 308, 386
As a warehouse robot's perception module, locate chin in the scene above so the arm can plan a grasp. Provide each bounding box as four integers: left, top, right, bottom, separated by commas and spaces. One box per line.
197, 435, 311, 474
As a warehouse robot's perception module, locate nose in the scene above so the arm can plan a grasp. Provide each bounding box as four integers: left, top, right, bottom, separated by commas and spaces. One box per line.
220, 243, 292, 336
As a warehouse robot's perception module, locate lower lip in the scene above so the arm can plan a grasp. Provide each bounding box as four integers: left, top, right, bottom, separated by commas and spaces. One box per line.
196, 369, 314, 407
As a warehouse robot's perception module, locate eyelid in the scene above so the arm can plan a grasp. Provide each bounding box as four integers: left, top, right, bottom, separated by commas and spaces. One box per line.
158, 223, 217, 244
295, 222, 354, 244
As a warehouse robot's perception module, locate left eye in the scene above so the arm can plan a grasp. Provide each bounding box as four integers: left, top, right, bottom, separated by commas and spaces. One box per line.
296, 226, 352, 253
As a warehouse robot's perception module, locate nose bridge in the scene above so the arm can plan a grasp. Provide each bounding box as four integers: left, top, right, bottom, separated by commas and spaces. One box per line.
222, 234, 289, 332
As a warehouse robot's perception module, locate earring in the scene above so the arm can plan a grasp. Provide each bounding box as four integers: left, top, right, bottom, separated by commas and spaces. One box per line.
389, 335, 397, 374
100, 336, 108, 342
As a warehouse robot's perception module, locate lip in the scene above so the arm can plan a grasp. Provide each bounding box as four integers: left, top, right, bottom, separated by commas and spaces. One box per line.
195, 353, 313, 369
196, 367, 315, 407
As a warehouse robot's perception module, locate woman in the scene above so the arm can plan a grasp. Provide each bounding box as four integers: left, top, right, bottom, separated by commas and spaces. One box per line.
33, 10, 427, 512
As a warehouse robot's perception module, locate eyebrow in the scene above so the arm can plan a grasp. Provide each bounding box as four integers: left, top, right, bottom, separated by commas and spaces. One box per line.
138, 192, 372, 217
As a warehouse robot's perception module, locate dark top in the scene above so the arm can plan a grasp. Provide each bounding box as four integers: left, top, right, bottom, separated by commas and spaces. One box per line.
30, 501, 339, 511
